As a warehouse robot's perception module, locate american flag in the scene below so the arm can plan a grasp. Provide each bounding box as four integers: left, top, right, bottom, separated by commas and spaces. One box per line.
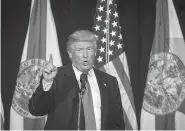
92, 0, 138, 130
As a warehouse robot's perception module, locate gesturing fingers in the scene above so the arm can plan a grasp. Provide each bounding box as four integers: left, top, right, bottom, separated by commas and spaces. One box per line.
49, 54, 53, 65
43, 54, 57, 79
44, 62, 55, 74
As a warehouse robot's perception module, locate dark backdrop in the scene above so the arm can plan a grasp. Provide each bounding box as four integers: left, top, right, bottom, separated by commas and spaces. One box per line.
2, 0, 185, 129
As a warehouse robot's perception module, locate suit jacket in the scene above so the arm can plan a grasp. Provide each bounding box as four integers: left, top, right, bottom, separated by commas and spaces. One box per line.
28, 63, 125, 130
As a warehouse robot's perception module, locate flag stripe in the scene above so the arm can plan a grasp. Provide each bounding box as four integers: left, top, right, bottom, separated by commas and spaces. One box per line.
24, 117, 46, 130
140, 109, 155, 129
168, 0, 185, 129
24, 0, 47, 129
122, 106, 132, 130
1, 116, 3, 129
151, 0, 169, 55
168, 0, 184, 39
112, 54, 135, 112
10, 107, 24, 129
27, 0, 47, 60
168, 0, 185, 65
104, 61, 135, 129
112, 56, 137, 129
99, 66, 106, 73
119, 53, 135, 112
175, 111, 185, 130
177, 98, 185, 114
1, 93, 4, 130
45, 0, 62, 67
156, 113, 175, 130
168, 0, 185, 121
119, 52, 130, 81
169, 38, 185, 64
154, 1, 175, 129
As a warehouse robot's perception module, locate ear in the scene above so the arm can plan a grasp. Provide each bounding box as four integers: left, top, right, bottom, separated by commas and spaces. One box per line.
68, 51, 72, 60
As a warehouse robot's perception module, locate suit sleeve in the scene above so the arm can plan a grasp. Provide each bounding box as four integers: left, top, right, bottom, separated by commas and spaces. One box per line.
107, 77, 125, 130
28, 75, 56, 116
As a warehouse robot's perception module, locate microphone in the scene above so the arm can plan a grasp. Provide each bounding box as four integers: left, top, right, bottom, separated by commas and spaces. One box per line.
80, 73, 87, 95
77, 73, 87, 130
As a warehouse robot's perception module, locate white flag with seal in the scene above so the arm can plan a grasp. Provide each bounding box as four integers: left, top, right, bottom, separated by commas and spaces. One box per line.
140, 0, 185, 130
10, 0, 62, 129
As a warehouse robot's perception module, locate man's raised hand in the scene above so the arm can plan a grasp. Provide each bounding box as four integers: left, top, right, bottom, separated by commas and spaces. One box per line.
43, 54, 58, 82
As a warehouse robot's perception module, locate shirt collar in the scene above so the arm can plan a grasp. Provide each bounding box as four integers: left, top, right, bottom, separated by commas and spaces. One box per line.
72, 64, 94, 82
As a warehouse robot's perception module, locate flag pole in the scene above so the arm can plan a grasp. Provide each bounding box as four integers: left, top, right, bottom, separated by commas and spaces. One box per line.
106, 0, 110, 73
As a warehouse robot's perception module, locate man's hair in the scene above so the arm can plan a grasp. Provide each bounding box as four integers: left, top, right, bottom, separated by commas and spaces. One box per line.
66, 30, 97, 51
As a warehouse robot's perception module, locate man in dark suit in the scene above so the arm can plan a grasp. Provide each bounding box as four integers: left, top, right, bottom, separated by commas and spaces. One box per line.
28, 30, 125, 130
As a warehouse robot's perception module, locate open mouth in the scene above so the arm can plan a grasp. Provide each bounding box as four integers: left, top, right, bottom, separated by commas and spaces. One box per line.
83, 61, 88, 65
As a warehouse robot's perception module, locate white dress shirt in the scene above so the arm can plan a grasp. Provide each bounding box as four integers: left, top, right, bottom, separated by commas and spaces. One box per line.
72, 65, 101, 130
42, 65, 101, 130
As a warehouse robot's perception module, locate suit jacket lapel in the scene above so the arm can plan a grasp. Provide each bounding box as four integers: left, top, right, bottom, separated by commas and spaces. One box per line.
62, 64, 82, 129
94, 69, 108, 130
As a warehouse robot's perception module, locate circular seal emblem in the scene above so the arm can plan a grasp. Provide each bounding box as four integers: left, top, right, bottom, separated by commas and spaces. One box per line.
143, 52, 185, 115
12, 59, 49, 118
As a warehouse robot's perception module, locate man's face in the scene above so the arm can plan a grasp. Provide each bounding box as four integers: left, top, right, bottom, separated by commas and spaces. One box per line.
68, 41, 96, 73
